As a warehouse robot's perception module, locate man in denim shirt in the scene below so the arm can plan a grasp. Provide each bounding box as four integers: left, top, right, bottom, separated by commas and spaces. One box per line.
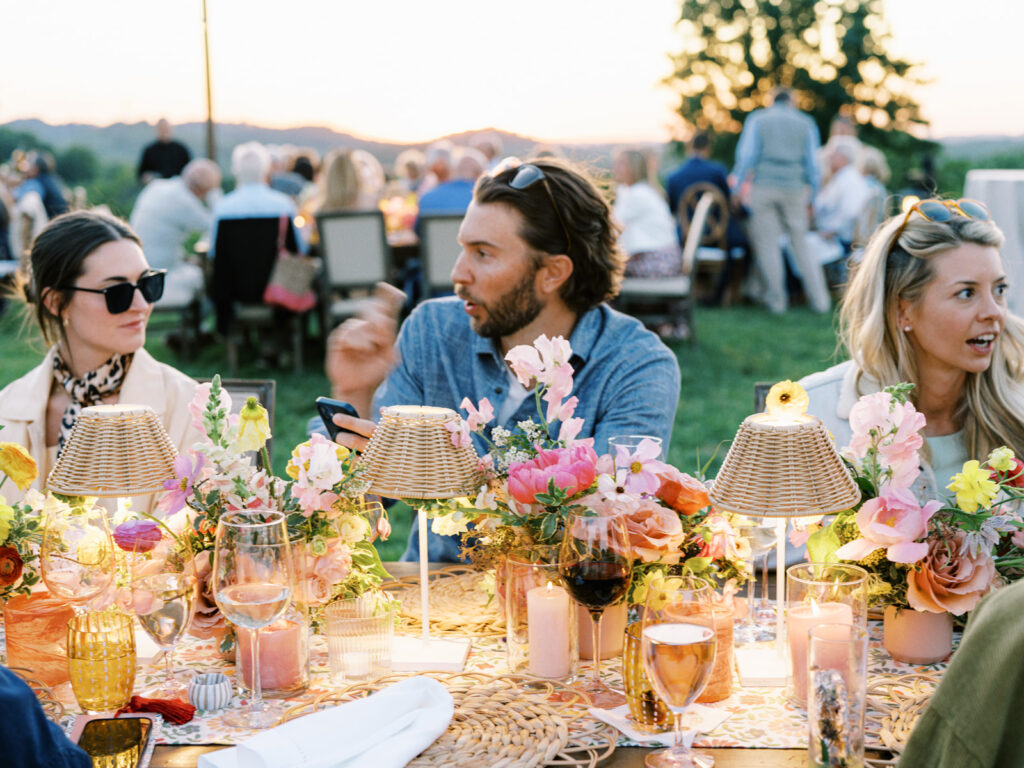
325, 159, 681, 561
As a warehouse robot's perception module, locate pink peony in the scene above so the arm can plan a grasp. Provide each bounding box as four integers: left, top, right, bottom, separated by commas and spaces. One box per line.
619, 499, 685, 563
907, 532, 996, 615
507, 444, 598, 504
835, 487, 940, 564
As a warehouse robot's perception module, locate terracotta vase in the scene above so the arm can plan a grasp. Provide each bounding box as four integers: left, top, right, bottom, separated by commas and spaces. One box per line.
883, 605, 953, 664
3, 591, 76, 687
577, 602, 627, 660
696, 595, 739, 703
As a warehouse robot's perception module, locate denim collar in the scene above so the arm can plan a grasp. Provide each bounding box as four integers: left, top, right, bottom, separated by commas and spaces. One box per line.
470, 305, 604, 371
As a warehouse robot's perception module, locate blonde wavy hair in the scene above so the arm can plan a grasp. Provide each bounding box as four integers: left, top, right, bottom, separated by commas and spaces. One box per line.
840, 209, 1024, 458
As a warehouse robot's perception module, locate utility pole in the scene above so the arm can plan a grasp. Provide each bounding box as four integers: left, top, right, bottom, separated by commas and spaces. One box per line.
202, 0, 215, 161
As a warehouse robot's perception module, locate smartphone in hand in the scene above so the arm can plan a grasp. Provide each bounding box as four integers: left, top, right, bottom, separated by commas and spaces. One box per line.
315, 397, 359, 441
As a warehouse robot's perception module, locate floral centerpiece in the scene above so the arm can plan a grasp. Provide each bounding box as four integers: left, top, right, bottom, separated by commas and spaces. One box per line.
806, 383, 1024, 621
147, 376, 391, 649
0, 440, 43, 600
430, 335, 750, 598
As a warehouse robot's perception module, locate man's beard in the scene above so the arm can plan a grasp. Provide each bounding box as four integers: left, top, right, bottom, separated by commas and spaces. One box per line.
460, 265, 544, 339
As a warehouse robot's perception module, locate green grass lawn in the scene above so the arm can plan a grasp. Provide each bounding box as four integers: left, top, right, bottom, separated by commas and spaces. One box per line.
0, 301, 840, 560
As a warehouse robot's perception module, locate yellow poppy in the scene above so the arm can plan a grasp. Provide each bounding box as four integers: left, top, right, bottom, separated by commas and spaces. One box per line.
0, 442, 37, 492
764, 380, 809, 418
947, 460, 999, 514
236, 397, 271, 452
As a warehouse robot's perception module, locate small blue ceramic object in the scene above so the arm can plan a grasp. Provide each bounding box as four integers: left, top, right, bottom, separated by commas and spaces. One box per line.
188, 672, 233, 711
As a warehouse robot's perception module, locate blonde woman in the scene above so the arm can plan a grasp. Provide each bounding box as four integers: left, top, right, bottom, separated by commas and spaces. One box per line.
801, 198, 1024, 494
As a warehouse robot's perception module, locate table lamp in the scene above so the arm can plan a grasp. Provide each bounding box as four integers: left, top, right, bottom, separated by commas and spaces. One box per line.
709, 384, 860, 686
358, 405, 484, 671
47, 404, 178, 500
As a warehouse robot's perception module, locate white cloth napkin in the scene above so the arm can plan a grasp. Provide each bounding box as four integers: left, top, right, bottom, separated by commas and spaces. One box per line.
588, 703, 730, 747
198, 677, 454, 768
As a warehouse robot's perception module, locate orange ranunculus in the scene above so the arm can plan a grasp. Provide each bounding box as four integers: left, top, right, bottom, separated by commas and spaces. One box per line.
655, 466, 709, 516
0, 443, 37, 492
906, 532, 995, 616
0, 546, 24, 586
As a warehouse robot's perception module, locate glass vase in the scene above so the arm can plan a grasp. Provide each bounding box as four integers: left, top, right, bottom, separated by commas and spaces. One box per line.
3, 592, 76, 687
236, 600, 310, 698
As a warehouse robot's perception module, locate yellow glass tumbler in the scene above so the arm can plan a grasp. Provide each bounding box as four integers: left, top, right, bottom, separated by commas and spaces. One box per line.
67, 612, 137, 713
623, 621, 670, 731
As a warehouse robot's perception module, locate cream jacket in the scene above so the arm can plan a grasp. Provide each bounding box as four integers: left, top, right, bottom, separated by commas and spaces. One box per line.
0, 347, 201, 511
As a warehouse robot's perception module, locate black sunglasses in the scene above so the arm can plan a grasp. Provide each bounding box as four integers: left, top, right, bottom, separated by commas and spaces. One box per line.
508, 163, 573, 254
63, 270, 166, 314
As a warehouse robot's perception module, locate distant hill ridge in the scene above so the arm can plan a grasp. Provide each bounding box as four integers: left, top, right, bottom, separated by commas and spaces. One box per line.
1, 118, 632, 170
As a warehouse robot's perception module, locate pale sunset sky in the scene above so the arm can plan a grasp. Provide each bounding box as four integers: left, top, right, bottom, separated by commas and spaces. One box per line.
1, 0, 1020, 144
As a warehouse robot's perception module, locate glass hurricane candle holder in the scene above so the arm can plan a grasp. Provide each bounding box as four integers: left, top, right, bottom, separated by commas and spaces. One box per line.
786, 563, 868, 706
505, 545, 578, 685
808, 623, 867, 768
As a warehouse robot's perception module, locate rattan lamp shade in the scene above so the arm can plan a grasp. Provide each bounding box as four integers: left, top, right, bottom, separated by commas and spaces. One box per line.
46, 404, 178, 497
359, 406, 484, 499
709, 413, 860, 518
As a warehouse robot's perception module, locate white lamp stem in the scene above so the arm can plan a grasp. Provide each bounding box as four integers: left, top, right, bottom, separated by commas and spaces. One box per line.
418, 506, 429, 642
775, 516, 786, 663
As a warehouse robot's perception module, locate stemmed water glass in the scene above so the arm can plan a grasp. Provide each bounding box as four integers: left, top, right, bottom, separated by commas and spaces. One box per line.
734, 516, 777, 643
213, 510, 292, 729
558, 511, 632, 708
641, 577, 717, 768
131, 566, 196, 699
40, 501, 114, 612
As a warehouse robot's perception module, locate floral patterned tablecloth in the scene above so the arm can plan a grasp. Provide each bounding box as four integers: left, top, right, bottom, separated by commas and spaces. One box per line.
2, 618, 951, 749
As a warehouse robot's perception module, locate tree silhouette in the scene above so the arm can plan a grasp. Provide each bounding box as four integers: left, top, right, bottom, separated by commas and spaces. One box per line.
666, 0, 933, 162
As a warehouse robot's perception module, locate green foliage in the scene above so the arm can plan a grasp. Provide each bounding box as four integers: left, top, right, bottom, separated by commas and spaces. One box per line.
55, 145, 100, 186
0, 127, 53, 160
83, 163, 138, 219
667, 0, 935, 167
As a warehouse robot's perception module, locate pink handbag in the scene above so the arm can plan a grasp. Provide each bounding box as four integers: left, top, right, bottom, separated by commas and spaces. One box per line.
263, 215, 319, 312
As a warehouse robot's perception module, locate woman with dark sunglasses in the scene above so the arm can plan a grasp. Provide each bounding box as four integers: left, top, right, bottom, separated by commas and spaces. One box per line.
0, 211, 201, 505
800, 198, 1024, 497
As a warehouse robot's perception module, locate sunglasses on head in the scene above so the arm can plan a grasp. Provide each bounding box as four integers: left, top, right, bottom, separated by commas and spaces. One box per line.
506, 162, 573, 254
63, 270, 166, 314
890, 198, 991, 248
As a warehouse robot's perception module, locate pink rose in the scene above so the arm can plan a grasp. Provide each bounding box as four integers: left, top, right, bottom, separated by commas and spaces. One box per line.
699, 513, 745, 562
313, 540, 352, 585
507, 444, 598, 504
295, 577, 332, 606
907, 532, 996, 615
835, 488, 940, 564
620, 499, 685, 563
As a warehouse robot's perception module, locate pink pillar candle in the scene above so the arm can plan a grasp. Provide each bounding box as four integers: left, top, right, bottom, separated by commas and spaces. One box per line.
237, 618, 304, 691
527, 582, 571, 678
787, 601, 852, 705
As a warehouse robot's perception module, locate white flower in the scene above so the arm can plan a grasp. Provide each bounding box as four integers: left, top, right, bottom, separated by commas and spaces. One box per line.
474, 484, 497, 510
336, 514, 371, 544
432, 511, 470, 537
491, 427, 511, 447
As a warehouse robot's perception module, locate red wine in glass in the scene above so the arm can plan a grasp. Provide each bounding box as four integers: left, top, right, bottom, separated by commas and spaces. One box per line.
561, 561, 631, 610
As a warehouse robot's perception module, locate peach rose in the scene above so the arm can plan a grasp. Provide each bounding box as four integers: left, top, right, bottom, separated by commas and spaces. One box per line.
189, 551, 227, 640
655, 466, 709, 516
621, 499, 685, 563
906, 532, 996, 615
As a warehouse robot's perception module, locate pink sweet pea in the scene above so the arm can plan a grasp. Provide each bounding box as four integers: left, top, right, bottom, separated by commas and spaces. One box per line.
613, 438, 665, 496
505, 344, 544, 388
508, 444, 598, 504
459, 397, 494, 432
545, 393, 578, 423
445, 419, 473, 449
157, 452, 205, 516
558, 416, 585, 445
845, 392, 925, 490
835, 487, 941, 564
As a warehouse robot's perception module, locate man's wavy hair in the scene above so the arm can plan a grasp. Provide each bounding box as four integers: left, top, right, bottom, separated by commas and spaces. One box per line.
474, 158, 625, 315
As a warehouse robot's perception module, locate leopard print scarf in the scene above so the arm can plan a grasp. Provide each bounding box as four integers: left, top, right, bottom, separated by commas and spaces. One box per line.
52, 351, 133, 455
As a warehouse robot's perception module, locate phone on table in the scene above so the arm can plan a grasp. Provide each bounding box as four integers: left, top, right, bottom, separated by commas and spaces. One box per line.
73, 714, 154, 768
316, 397, 359, 442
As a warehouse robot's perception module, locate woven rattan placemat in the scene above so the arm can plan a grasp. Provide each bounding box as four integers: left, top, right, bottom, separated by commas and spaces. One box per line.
864, 671, 942, 767
384, 566, 505, 638
282, 671, 617, 767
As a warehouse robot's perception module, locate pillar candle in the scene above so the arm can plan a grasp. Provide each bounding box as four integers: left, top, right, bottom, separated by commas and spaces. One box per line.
237, 618, 303, 690
527, 582, 571, 678
787, 601, 852, 705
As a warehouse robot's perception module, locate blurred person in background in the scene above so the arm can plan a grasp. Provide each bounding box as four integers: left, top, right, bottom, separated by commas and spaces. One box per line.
130, 158, 221, 308
137, 119, 191, 185
612, 148, 681, 279
471, 132, 504, 171
210, 142, 301, 257
415, 147, 485, 222
416, 140, 454, 197
351, 149, 386, 206
393, 149, 426, 194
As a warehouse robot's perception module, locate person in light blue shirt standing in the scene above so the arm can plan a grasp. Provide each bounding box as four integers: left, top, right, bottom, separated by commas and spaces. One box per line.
731, 86, 828, 314
322, 158, 681, 561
